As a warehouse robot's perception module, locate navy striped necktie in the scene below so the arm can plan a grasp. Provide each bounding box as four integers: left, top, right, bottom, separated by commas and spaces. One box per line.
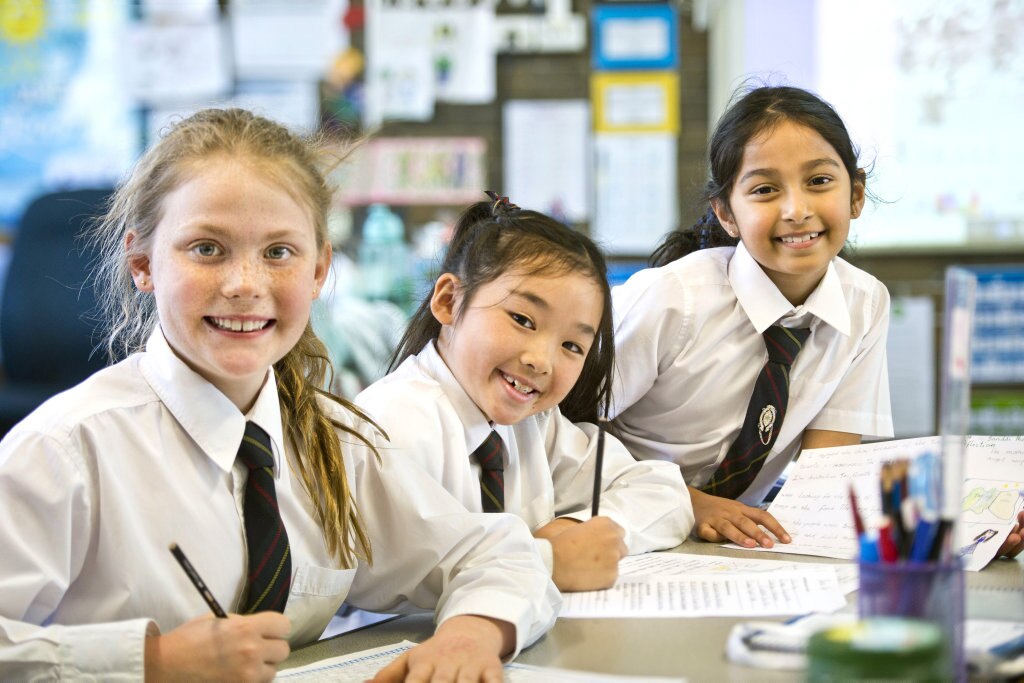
700, 325, 811, 500
237, 421, 291, 613
471, 430, 505, 513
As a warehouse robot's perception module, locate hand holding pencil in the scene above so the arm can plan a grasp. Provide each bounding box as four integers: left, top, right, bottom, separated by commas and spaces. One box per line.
154, 543, 291, 681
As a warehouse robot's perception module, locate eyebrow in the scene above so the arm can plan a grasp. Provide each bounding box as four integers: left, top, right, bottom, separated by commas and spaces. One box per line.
510, 289, 598, 338
187, 223, 304, 241
738, 157, 841, 183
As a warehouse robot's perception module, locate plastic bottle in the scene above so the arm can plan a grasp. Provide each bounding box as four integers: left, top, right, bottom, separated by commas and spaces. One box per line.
358, 204, 410, 305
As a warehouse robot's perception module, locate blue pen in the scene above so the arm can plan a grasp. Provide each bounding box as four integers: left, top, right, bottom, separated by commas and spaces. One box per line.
908, 516, 938, 563
859, 529, 881, 563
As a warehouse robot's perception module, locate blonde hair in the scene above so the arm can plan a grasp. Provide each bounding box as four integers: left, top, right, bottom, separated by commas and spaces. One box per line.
89, 108, 372, 567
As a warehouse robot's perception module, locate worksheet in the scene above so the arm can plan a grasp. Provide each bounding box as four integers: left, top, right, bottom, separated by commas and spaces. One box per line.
559, 564, 845, 618
276, 640, 685, 681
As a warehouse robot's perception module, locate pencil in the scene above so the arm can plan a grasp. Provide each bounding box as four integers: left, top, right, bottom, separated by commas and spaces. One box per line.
592, 417, 608, 517
848, 484, 865, 537
170, 542, 227, 618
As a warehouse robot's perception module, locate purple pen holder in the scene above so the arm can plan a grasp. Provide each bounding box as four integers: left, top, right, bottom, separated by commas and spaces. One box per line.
858, 560, 964, 680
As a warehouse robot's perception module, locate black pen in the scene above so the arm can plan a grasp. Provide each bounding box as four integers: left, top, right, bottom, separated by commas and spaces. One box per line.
592, 417, 608, 517
170, 542, 227, 618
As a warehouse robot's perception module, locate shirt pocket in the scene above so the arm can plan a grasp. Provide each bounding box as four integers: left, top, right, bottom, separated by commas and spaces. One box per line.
286, 564, 356, 644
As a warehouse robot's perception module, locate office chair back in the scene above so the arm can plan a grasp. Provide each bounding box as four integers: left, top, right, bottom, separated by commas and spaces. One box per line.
0, 189, 112, 436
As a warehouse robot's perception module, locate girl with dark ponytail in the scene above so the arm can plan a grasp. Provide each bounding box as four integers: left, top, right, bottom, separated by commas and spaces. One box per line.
611, 85, 896, 553
357, 192, 692, 594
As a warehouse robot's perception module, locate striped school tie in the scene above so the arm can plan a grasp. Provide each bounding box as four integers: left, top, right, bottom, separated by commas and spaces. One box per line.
237, 421, 291, 613
471, 430, 505, 512
700, 325, 811, 500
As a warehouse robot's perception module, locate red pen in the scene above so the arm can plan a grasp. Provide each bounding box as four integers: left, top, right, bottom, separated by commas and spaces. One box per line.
877, 519, 899, 563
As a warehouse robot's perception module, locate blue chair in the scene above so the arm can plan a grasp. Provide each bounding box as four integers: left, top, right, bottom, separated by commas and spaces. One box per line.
0, 189, 112, 437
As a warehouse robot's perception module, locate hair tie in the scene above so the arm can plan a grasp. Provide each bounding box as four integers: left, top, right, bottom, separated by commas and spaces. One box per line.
697, 207, 715, 250
484, 190, 520, 216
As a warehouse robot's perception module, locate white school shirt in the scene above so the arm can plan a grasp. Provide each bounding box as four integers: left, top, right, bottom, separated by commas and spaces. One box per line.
0, 329, 558, 680
611, 243, 894, 506
355, 341, 693, 572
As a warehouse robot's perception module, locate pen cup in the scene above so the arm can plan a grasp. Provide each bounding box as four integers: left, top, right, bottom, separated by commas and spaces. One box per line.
857, 559, 964, 678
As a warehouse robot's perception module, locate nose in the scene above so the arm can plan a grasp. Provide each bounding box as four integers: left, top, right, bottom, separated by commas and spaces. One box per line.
222, 257, 264, 298
782, 190, 813, 224
520, 338, 554, 376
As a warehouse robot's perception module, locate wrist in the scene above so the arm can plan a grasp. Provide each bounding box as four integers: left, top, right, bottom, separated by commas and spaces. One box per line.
438, 615, 515, 659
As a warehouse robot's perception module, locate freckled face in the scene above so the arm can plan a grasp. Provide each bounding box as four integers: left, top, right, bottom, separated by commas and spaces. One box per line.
431, 267, 603, 425
129, 156, 329, 410
713, 120, 865, 304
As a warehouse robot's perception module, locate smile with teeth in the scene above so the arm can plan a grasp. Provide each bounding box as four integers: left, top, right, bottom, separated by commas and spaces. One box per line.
208, 317, 270, 332
778, 232, 821, 244
502, 372, 536, 395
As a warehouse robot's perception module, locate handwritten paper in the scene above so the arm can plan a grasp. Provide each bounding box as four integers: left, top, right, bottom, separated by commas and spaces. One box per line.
727, 435, 1024, 571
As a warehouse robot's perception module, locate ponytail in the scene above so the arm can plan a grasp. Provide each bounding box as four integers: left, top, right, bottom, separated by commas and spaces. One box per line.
649, 207, 738, 268
275, 324, 374, 568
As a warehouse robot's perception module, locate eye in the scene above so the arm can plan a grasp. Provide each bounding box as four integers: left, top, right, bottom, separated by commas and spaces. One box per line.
266, 245, 293, 260
750, 185, 776, 196
509, 312, 535, 329
809, 175, 833, 187
192, 242, 220, 258
562, 341, 586, 355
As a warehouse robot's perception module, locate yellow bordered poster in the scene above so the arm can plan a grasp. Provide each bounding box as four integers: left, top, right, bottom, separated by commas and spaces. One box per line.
591, 71, 679, 134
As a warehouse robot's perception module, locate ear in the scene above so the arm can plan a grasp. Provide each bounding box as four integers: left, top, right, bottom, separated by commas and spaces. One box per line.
850, 170, 867, 219
125, 231, 154, 292
710, 198, 739, 238
312, 242, 331, 299
429, 272, 461, 326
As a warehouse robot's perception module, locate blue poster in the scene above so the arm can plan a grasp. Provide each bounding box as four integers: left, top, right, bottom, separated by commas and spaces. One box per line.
0, 1, 138, 234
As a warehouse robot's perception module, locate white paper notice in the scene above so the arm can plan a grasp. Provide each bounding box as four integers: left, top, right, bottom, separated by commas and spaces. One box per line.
504, 100, 590, 222
592, 133, 676, 254
231, 0, 348, 79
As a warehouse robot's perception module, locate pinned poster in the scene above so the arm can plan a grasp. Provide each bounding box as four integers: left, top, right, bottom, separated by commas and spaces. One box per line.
592, 133, 676, 254
591, 71, 678, 134
123, 20, 231, 105
231, 0, 349, 79
503, 100, 590, 222
592, 4, 678, 71
364, 0, 495, 127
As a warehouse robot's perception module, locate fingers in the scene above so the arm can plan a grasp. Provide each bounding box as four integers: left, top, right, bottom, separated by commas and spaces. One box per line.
370, 651, 409, 682
691, 489, 789, 548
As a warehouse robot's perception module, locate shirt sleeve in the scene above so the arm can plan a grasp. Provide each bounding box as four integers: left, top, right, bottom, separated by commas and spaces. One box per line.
541, 412, 694, 553
809, 281, 895, 438
0, 429, 152, 680
609, 269, 690, 419
344, 428, 560, 658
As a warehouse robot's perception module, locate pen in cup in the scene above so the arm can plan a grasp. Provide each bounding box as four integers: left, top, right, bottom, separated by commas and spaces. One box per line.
592, 417, 607, 517
170, 542, 227, 618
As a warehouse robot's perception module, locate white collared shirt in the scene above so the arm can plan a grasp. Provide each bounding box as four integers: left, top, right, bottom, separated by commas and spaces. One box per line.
355, 341, 693, 572
611, 243, 894, 505
0, 330, 558, 679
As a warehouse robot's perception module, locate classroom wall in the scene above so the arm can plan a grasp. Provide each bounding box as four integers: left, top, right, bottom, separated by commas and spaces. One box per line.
1, 0, 1022, 435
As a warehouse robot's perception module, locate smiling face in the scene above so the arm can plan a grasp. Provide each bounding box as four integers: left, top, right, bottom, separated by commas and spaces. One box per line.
128, 155, 330, 411
431, 266, 603, 425
712, 120, 865, 305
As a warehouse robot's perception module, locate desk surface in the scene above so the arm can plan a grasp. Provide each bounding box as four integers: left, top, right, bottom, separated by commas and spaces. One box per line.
284, 542, 1024, 680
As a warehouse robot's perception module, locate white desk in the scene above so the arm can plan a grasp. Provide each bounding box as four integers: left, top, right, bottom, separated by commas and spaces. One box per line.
283, 541, 1024, 680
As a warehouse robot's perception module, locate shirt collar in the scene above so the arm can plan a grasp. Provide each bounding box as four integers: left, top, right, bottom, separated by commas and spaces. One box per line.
419, 340, 495, 454
139, 328, 286, 475
728, 241, 851, 335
